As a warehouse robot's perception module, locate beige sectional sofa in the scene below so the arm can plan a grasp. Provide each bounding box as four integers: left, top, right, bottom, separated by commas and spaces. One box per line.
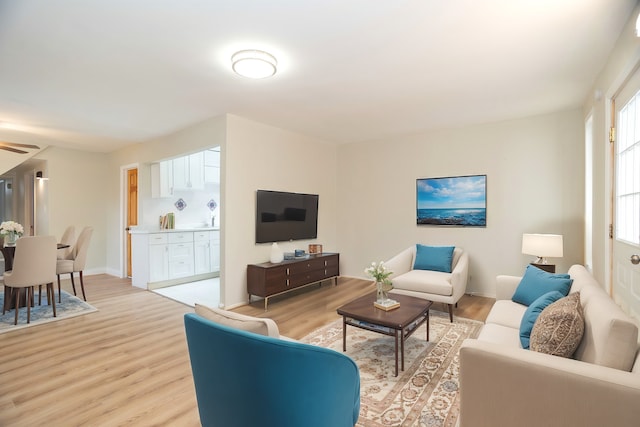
459, 264, 640, 427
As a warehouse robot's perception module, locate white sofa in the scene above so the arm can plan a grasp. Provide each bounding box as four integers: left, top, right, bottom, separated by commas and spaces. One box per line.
459, 264, 640, 427
385, 246, 468, 322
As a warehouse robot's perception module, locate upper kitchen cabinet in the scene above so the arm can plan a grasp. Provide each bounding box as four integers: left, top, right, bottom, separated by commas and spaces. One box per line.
204, 148, 220, 184
173, 152, 204, 190
151, 151, 210, 198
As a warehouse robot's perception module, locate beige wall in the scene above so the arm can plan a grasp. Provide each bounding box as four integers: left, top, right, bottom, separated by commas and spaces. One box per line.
33, 147, 110, 274
337, 109, 584, 297
223, 115, 338, 308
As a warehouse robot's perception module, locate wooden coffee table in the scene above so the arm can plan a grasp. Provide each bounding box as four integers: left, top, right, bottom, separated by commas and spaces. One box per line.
337, 293, 432, 376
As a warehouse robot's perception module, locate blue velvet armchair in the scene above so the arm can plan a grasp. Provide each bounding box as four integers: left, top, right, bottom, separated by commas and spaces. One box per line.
184, 313, 360, 427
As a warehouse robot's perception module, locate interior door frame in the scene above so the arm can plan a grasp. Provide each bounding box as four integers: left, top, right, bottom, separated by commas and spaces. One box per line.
120, 163, 139, 279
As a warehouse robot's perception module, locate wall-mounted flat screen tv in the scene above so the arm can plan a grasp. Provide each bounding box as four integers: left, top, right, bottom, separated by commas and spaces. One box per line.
255, 190, 319, 243
416, 175, 487, 226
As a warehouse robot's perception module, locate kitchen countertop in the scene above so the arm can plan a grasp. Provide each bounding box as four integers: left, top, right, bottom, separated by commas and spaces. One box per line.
129, 226, 220, 234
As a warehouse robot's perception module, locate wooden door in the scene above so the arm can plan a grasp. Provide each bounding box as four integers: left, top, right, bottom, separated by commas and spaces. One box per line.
127, 168, 138, 277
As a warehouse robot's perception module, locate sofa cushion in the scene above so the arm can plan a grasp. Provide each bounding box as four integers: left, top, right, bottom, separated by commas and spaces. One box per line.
476, 323, 523, 348
485, 300, 528, 329
194, 304, 280, 338
512, 265, 572, 306
530, 292, 584, 358
519, 291, 565, 349
392, 269, 453, 296
413, 244, 455, 273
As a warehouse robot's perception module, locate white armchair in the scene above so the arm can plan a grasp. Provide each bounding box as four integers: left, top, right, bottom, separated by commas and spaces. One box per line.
385, 245, 469, 322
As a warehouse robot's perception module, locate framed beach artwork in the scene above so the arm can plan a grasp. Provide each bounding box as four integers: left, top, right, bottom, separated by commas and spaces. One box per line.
416, 175, 487, 227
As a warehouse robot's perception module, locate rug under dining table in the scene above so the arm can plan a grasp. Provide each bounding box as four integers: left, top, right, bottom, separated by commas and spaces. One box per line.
0, 289, 97, 333
300, 310, 483, 427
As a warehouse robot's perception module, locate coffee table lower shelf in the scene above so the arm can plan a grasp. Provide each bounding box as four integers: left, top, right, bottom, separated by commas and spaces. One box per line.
337, 294, 432, 376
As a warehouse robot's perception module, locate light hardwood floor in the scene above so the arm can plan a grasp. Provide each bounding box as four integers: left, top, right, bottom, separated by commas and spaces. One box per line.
0, 274, 494, 426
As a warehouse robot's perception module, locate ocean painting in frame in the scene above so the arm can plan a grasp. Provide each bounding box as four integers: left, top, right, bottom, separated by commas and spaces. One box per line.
416, 175, 487, 226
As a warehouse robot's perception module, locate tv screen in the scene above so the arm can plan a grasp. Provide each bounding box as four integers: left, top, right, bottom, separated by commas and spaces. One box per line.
255, 190, 319, 243
416, 175, 487, 226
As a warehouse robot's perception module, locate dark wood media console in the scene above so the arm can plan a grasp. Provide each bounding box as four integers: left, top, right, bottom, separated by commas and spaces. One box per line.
247, 252, 339, 310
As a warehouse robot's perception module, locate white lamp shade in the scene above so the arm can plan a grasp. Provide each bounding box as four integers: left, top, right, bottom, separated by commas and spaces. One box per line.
231, 50, 277, 79
522, 234, 563, 258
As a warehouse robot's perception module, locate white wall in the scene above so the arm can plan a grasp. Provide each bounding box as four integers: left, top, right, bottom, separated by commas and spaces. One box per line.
583, 3, 640, 287
337, 109, 584, 297
223, 115, 338, 308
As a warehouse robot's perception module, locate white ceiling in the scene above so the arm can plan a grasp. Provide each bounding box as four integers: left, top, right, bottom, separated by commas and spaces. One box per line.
0, 0, 637, 153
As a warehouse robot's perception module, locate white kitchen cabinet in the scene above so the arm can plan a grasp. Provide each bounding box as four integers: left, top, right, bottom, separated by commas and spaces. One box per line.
148, 233, 169, 282
204, 149, 220, 184
193, 230, 212, 274
150, 161, 173, 198
211, 230, 220, 272
172, 152, 204, 190
130, 229, 218, 289
168, 232, 194, 279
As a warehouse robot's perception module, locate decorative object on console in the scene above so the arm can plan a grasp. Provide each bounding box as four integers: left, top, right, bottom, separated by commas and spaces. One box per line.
0, 221, 24, 246
174, 198, 187, 211
269, 242, 284, 263
308, 244, 323, 254
365, 261, 397, 308
416, 175, 486, 226
522, 233, 563, 273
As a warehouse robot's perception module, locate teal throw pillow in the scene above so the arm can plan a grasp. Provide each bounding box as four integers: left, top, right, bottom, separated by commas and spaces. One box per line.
519, 291, 564, 349
512, 265, 572, 306
413, 244, 455, 273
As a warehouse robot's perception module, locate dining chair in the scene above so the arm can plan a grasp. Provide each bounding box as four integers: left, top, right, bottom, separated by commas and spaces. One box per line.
56, 226, 93, 302
3, 235, 57, 325
57, 225, 76, 260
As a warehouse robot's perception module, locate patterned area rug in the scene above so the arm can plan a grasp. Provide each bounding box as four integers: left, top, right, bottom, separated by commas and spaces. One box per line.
0, 289, 97, 333
301, 310, 483, 427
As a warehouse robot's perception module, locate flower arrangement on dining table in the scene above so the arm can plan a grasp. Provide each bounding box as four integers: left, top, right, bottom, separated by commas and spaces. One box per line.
0, 220, 24, 246
365, 261, 394, 302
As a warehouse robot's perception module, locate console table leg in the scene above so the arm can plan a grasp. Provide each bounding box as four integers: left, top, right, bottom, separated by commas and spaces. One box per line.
264, 297, 268, 311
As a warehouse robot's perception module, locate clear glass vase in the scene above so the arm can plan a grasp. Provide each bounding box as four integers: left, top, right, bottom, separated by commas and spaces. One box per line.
376, 281, 388, 303
4, 231, 17, 246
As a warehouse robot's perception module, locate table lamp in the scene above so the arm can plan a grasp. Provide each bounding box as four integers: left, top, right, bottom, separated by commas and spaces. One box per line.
522, 233, 563, 273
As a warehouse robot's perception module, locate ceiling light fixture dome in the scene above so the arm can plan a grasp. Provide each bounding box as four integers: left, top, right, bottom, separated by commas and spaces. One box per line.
231, 49, 277, 79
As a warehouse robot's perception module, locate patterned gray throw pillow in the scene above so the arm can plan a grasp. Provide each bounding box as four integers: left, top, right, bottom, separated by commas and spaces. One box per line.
530, 292, 584, 358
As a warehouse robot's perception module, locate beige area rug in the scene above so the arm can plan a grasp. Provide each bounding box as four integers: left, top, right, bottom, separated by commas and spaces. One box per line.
301, 310, 483, 427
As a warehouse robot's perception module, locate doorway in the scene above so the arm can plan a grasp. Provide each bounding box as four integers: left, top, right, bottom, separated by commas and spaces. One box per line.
611, 67, 640, 321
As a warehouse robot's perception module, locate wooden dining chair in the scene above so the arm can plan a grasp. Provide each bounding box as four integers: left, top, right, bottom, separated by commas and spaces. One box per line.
3, 236, 57, 325
56, 226, 93, 302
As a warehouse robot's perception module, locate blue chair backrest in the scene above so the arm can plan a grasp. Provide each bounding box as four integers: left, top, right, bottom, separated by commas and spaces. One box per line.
184, 313, 360, 427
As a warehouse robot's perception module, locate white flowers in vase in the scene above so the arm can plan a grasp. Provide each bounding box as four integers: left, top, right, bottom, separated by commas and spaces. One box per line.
365, 260, 394, 297
0, 220, 24, 246
0, 221, 24, 236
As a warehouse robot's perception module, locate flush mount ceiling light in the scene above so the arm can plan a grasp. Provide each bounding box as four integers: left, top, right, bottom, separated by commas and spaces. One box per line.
231, 50, 277, 79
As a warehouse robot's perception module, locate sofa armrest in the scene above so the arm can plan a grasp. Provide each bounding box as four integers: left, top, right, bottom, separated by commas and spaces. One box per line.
495, 275, 521, 301
459, 339, 640, 427
385, 247, 414, 279
450, 251, 469, 299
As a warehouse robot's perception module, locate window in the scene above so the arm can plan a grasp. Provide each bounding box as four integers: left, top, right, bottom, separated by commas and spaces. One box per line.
616, 91, 640, 245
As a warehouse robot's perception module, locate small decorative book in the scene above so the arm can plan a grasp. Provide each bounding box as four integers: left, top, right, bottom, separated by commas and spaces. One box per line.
374, 299, 400, 311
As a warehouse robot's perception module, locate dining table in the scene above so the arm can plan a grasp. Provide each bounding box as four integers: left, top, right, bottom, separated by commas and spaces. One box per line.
2, 243, 70, 310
